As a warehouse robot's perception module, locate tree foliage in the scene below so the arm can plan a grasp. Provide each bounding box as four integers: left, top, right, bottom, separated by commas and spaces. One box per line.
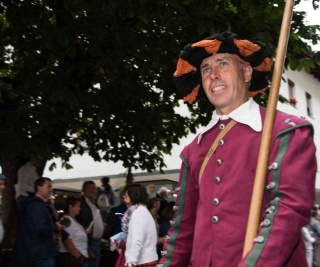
0, 0, 319, 173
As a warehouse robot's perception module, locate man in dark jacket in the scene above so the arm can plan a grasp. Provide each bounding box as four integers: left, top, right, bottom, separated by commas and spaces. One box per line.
13, 177, 64, 267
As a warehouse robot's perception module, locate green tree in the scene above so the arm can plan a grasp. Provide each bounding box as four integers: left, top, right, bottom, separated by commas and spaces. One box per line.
0, 0, 319, 247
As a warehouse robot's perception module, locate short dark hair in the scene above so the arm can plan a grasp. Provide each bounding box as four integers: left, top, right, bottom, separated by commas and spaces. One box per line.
312, 210, 318, 218
81, 181, 96, 192
147, 197, 160, 210
160, 201, 175, 221
34, 177, 52, 193
101, 176, 110, 184
125, 184, 148, 205
63, 196, 81, 214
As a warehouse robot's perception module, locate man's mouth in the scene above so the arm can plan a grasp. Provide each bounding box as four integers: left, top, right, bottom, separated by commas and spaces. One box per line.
211, 85, 226, 92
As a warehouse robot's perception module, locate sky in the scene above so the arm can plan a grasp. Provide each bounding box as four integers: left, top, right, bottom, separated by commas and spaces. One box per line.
295, 0, 320, 50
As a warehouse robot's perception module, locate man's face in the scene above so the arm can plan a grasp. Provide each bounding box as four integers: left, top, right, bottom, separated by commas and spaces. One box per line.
201, 53, 252, 115
37, 180, 52, 200
83, 183, 97, 200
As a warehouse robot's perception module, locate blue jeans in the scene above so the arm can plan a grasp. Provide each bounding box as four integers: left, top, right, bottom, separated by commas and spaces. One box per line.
84, 240, 101, 267
33, 257, 55, 267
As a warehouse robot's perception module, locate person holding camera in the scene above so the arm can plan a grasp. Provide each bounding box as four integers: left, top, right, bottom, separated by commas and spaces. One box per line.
58, 196, 94, 267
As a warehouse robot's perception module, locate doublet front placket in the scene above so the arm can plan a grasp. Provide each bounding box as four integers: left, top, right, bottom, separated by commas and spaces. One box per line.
209, 122, 227, 226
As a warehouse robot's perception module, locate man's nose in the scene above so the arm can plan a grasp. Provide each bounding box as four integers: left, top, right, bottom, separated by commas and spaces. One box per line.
210, 67, 220, 80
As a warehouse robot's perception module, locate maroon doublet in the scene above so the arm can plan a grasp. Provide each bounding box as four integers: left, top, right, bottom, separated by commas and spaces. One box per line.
160, 108, 317, 267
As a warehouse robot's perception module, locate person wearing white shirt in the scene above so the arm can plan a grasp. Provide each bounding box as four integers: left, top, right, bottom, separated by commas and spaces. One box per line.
122, 184, 158, 267
59, 196, 89, 267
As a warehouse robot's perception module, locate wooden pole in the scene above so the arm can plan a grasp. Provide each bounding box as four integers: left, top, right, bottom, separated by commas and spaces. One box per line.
242, 0, 295, 257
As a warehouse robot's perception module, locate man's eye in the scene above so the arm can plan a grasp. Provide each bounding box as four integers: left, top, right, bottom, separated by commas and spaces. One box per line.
220, 61, 228, 67
202, 68, 210, 75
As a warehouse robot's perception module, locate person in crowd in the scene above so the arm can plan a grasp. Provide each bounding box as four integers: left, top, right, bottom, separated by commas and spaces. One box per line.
119, 171, 135, 194
302, 225, 316, 267
58, 196, 91, 267
313, 205, 320, 222
308, 210, 320, 266
0, 173, 7, 262
13, 177, 64, 267
46, 195, 60, 254
106, 190, 127, 239
47, 195, 58, 221
155, 187, 170, 216
157, 201, 175, 260
77, 181, 104, 267
98, 176, 115, 207
147, 197, 161, 233
15, 162, 39, 210
122, 184, 158, 266
106, 190, 128, 266
159, 32, 317, 267
97, 176, 115, 221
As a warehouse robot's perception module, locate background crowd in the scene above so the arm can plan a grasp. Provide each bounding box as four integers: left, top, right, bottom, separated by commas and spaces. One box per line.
0, 172, 176, 267
0, 172, 320, 266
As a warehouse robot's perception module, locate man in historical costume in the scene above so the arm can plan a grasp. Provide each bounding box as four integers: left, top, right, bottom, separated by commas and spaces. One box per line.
159, 32, 317, 267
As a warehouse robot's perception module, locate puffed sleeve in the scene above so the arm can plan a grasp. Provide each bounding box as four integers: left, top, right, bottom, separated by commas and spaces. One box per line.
239, 122, 317, 266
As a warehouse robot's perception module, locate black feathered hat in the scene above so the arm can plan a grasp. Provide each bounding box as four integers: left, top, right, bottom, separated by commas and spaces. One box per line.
174, 32, 273, 104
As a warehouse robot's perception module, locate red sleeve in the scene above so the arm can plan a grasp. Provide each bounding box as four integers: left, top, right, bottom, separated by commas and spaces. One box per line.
239, 124, 317, 266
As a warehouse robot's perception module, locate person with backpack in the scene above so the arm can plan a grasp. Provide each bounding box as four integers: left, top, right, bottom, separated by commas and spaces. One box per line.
97, 176, 115, 213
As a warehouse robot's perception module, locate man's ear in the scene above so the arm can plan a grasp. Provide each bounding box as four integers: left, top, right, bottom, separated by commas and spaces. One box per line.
243, 65, 253, 83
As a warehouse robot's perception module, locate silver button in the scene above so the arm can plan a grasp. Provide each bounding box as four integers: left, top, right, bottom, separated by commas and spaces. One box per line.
268, 162, 278, 170
212, 216, 219, 224
266, 206, 275, 214
254, 236, 265, 243
218, 139, 224, 146
215, 177, 221, 184
219, 124, 225, 130
212, 198, 220, 206
263, 219, 271, 227
216, 159, 222, 166
266, 181, 276, 190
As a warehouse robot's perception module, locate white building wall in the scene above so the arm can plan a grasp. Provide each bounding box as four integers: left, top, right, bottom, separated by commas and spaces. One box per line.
278, 68, 320, 189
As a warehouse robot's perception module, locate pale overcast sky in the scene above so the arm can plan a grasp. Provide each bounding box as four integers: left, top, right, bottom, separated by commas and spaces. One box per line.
295, 0, 320, 50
